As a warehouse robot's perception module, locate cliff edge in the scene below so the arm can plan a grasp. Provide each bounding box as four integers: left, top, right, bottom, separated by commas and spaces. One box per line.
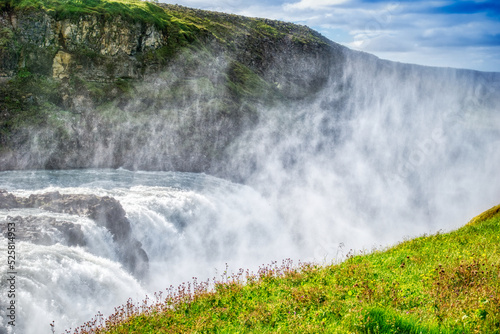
0, 0, 345, 173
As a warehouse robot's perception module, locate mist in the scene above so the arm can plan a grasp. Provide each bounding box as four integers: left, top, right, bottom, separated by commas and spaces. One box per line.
223, 50, 500, 259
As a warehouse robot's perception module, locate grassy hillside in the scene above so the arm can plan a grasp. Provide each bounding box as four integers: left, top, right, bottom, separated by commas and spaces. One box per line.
3, 0, 173, 27
71, 204, 500, 333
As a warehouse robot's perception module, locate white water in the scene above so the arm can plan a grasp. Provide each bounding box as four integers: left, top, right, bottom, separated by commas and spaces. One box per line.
0, 170, 297, 333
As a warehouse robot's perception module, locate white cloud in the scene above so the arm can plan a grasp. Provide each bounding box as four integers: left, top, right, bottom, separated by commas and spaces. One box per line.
160, 0, 246, 14
365, 45, 500, 71
283, 0, 350, 11
234, 5, 287, 20
347, 34, 416, 52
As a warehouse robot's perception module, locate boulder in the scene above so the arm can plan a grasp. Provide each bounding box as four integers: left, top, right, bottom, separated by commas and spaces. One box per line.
0, 215, 85, 247
0, 189, 19, 209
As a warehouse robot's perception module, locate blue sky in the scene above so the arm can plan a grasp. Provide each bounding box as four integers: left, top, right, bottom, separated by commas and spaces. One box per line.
160, 0, 500, 72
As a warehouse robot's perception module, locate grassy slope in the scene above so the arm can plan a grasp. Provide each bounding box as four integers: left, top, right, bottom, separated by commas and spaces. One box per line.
74, 204, 500, 333
4, 0, 174, 28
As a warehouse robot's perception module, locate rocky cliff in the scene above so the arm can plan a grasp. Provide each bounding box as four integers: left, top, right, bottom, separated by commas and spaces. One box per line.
0, 0, 344, 174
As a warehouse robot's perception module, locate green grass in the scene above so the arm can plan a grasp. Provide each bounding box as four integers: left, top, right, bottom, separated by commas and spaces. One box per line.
5, 0, 174, 29
226, 61, 276, 101
69, 203, 500, 333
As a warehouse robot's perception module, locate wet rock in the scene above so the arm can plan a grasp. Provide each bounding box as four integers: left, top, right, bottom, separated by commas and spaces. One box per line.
0, 190, 149, 278
0, 215, 86, 247
0, 189, 18, 209
24, 192, 132, 242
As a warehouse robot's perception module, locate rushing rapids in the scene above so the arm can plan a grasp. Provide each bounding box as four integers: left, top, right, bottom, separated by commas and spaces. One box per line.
0, 170, 297, 333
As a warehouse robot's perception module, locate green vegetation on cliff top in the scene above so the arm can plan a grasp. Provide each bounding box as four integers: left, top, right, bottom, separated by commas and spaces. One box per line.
4, 0, 176, 29
70, 204, 500, 333
3, 0, 327, 44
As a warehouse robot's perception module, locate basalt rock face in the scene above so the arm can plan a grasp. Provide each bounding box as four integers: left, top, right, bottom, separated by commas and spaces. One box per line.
0, 3, 337, 88
0, 8, 166, 80
0, 189, 148, 278
0, 1, 344, 175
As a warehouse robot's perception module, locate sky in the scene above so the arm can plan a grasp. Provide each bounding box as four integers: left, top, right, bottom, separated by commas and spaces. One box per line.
159, 0, 500, 72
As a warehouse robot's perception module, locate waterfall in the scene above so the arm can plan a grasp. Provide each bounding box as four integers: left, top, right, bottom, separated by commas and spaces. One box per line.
1, 49, 499, 333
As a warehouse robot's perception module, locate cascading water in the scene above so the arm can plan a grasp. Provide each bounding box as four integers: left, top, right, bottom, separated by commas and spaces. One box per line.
1, 49, 499, 333
0, 170, 296, 333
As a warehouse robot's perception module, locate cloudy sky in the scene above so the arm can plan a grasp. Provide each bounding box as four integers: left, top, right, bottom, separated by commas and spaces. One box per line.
160, 0, 500, 72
